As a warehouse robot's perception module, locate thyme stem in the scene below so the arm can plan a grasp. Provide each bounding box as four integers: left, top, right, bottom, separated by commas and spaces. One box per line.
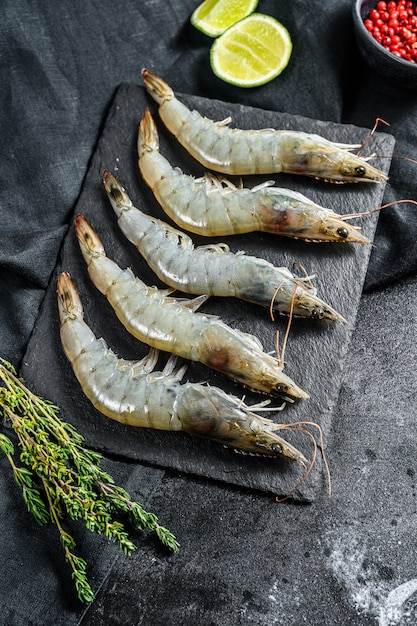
0, 358, 179, 603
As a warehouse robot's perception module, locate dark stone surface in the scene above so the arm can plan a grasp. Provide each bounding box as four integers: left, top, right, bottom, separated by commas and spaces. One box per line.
21, 84, 393, 501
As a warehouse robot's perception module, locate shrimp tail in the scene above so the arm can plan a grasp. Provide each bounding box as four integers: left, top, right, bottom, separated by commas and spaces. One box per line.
102, 170, 134, 217
139, 107, 160, 155
142, 68, 173, 105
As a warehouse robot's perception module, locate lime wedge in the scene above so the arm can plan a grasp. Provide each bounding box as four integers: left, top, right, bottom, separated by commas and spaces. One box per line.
191, 0, 259, 38
210, 13, 292, 87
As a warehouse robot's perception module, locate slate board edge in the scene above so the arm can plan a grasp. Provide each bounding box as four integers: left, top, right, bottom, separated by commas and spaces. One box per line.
20, 82, 395, 502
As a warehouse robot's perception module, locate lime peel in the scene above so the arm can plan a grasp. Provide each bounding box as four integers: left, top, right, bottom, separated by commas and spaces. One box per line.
191, 0, 259, 38
210, 13, 293, 88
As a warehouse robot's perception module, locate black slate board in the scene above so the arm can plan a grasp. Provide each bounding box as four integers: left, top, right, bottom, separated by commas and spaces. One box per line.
21, 83, 395, 501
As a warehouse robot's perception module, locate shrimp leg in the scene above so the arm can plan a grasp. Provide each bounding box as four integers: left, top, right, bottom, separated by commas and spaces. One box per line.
103, 169, 346, 322
141, 68, 387, 184
137, 108, 372, 245
74, 214, 309, 400
57, 271, 307, 463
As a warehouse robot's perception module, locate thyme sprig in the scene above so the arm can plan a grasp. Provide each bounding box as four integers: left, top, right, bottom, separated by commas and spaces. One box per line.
0, 358, 179, 604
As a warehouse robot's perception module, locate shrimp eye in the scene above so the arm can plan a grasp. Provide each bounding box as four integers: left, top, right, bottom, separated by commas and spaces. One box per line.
312, 308, 324, 319
337, 227, 349, 239
355, 166, 366, 177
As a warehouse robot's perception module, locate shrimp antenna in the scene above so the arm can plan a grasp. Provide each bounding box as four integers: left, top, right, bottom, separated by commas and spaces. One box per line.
269, 280, 285, 322
356, 118, 391, 157
391, 154, 417, 166
357, 117, 417, 168
275, 427, 318, 503
275, 421, 332, 503
340, 198, 417, 221
293, 261, 316, 290
357, 154, 417, 167
277, 285, 296, 368
269, 282, 282, 364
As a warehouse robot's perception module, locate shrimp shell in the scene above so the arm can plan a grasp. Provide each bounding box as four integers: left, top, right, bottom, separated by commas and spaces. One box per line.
137, 108, 372, 245
141, 68, 387, 184
57, 271, 307, 463
103, 169, 346, 322
74, 214, 309, 400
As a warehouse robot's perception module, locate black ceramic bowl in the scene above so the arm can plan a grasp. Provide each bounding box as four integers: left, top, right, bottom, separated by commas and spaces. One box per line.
353, 0, 417, 88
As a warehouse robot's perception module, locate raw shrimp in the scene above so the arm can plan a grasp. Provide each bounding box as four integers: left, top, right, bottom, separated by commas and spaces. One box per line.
74, 214, 308, 399
137, 108, 372, 244
141, 68, 387, 184
57, 271, 307, 462
103, 169, 345, 322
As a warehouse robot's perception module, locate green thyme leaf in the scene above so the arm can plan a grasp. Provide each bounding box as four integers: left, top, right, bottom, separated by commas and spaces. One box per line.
0, 358, 179, 604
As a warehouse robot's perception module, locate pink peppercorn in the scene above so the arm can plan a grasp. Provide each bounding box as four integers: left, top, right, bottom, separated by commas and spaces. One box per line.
364, 0, 417, 62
